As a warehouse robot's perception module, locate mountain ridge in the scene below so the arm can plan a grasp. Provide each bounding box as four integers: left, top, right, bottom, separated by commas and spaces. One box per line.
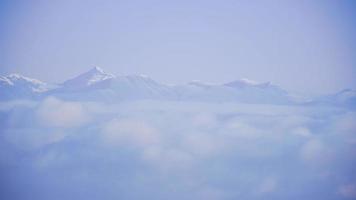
0, 67, 355, 108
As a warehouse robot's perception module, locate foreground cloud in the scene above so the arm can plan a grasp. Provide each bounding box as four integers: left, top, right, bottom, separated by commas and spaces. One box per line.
36, 97, 90, 128
102, 118, 160, 147
0, 98, 355, 200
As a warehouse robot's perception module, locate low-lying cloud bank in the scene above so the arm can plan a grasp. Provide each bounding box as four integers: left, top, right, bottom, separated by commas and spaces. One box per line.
0, 97, 355, 200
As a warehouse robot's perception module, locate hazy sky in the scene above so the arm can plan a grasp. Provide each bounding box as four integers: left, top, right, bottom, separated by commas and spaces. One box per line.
1, 0, 355, 95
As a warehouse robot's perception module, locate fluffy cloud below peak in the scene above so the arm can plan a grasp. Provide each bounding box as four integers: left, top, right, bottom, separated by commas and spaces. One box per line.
0, 99, 355, 200
102, 118, 160, 148
36, 97, 90, 128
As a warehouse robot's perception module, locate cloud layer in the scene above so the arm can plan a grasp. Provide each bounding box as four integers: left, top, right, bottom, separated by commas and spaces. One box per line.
0, 97, 355, 200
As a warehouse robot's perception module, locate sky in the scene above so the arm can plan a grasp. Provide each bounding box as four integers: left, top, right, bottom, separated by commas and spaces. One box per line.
0, 0, 355, 95
1, 2, 356, 199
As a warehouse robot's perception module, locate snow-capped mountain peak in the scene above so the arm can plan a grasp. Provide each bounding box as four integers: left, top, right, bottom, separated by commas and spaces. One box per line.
2, 67, 354, 108
62, 66, 115, 89
91, 66, 106, 74
0, 73, 47, 91
5, 73, 46, 86
0, 73, 49, 100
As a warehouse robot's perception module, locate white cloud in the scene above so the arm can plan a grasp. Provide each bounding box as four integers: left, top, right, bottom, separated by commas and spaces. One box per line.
181, 132, 222, 158
224, 119, 262, 140
191, 112, 218, 130
36, 97, 90, 128
0, 99, 355, 200
102, 118, 160, 147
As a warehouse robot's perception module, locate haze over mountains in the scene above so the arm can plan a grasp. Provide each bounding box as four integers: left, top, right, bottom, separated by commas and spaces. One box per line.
0, 67, 355, 108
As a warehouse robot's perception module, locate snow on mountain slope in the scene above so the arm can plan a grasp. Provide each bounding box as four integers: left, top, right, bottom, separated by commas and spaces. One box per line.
173, 81, 237, 102
109, 74, 177, 100
48, 67, 176, 101
223, 79, 292, 104
0, 68, 297, 104
60, 66, 115, 91
170, 78, 293, 104
1, 67, 354, 107
0, 74, 49, 100
48, 68, 294, 103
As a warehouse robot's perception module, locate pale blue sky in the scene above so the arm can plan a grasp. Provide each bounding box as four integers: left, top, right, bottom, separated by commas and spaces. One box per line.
1, 0, 355, 95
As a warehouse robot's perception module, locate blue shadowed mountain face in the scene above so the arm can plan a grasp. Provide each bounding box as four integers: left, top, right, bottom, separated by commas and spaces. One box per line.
0, 68, 355, 200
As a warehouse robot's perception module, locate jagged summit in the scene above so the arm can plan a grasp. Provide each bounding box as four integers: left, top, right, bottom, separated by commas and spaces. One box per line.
0, 73, 47, 90
2, 73, 46, 85
90, 66, 106, 74
0, 74, 49, 99
62, 66, 115, 89
1, 66, 353, 108
0, 68, 294, 103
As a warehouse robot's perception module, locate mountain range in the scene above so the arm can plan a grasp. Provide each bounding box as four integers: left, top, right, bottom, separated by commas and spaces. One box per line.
1, 67, 355, 108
